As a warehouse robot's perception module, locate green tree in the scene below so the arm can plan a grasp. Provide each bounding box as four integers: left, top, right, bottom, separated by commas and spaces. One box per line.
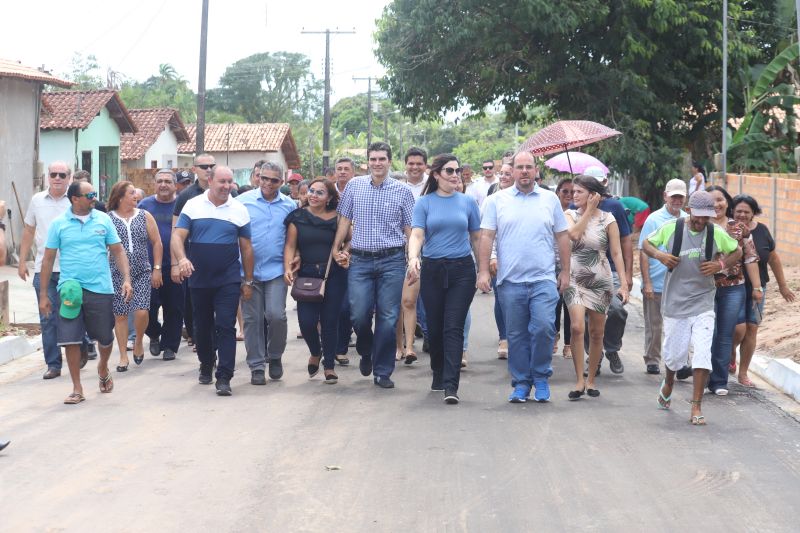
118, 63, 197, 121
375, 0, 780, 203
61, 53, 105, 90
208, 52, 323, 123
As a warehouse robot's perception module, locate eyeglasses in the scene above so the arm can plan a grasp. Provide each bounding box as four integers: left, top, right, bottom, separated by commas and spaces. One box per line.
196, 164, 216, 170
442, 167, 462, 176
49, 172, 68, 179
259, 176, 282, 184
482, 166, 494, 171
307, 189, 327, 197
76, 192, 98, 200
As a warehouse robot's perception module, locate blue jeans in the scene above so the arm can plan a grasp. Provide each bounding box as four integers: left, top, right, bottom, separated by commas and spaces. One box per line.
33, 272, 61, 370
191, 283, 240, 380
498, 280, 559, 388
492, 276, 506, 340
336, 287, 352, 355
709, 284, 746, 391
296, 263, 348, 370
348, 251, 406, 379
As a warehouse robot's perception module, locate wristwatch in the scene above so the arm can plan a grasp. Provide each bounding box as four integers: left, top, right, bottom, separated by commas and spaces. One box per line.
755, 287, 764, 292
153, 265, 161, 270
243, 279, 255, 287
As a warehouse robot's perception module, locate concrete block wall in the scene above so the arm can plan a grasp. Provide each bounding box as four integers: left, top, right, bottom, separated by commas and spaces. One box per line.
713, 172, 800, 266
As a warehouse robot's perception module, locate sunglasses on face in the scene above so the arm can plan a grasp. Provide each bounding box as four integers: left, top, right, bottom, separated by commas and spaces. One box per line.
49, 172, 68, 179
483, 166, 494, 171
260, 176, 282, 184
196, 164, 216, 170
442, 167, 462, 176
307, 189, 327, 197
77, 192, 98, 200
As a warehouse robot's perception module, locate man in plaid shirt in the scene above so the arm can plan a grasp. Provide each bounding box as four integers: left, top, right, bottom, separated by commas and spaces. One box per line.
333, 142, 415, 388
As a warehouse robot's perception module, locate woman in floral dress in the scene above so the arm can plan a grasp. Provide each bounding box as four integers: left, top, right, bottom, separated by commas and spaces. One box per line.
564, 175, 628, 400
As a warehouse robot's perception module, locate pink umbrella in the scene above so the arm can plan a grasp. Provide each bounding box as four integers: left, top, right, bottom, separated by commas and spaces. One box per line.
545, 152, 609, 175
520, 120, 621, 175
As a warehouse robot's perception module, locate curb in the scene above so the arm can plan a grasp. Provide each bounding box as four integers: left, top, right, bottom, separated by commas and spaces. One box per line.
750, 355, 800, 402
0, 334, 42, 366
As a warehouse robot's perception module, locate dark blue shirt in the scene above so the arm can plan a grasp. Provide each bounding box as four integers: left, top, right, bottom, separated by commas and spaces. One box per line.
138, 195, 176, 268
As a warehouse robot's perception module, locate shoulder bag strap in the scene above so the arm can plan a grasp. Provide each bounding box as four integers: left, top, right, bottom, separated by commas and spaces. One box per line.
668, 217, 684, 272
322, 216, 339, 280
705, 222, 714, 262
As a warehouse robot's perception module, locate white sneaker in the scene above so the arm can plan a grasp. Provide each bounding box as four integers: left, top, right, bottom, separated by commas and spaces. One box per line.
714, 388, 729, 396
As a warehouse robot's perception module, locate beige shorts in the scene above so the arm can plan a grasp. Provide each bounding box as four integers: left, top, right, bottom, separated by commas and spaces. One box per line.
662, 310, 715, 372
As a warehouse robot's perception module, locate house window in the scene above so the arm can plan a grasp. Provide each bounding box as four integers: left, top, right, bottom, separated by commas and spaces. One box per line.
151, 160, 158, 169
81, 151, 92, 175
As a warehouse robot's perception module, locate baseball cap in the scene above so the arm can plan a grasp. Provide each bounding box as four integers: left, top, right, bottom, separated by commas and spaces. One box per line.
664, 179, 687, 197
687, 190, 716, 217
59, 280, 83, 319
176, 169, 193, 184
584, 165, 607, 181
287, 173, 303, 183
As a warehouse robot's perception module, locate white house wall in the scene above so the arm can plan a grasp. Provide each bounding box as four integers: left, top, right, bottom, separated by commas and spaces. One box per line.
144, 127, 179, 169
39, 130, 75, 173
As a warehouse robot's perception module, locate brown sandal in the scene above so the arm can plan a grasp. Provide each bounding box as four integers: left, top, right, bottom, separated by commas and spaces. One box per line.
64, 392, 85, 404
99, 373, 114, 393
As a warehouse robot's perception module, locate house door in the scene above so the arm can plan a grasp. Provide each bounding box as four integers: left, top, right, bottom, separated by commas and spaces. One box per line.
98, 146, 119, 200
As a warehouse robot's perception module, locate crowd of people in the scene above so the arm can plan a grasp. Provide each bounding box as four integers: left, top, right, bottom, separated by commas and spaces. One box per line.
13, 144, 796, 424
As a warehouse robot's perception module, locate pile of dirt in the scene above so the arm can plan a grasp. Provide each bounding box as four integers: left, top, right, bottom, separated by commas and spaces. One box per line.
1, 323, 41, 337
752, 265, 800, 363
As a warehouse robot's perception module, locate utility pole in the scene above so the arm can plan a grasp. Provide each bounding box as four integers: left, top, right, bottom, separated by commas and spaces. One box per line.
721, 0, 728, 181
353, 76, 375, 149
301, 28, 355, 172
196, 0, 210, 154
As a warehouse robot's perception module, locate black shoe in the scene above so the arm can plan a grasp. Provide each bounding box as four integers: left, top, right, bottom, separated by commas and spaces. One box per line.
268, 358, 284, 380
215, 378, 232, 396
646, 364, 661, 375
79, 345, 89, 369
162, 349, 176, 361
359, 355, 373, 377
431, 376, 444, 392
568, 388, 585, 401
133, 354, 144, 365
583, 358, 601, 377
0, 441, 9, 451
251, 369, 267, 385
414, 323, 424, 339
149, 338, 161, 356
308, 356, 321, 378
606, 351, 624, 374
444, 389, 459, 404
676, 365, 693, 380
587, 388, 600, 398
199, 365, 213, 385
86, 343, 97, 360
373, 376, 395, 389
43, 368, 61, 380
422, 336, 430, 353
116, 364, 129, 373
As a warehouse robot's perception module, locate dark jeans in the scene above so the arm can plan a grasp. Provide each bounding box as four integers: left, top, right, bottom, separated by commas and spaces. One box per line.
420, 256, 476, 392
191, 283, 240, 380
555, 294, 572, 346
336, 286, 353, 355
492, 276, 506, 340
146, 275, 184, 352
297, 262, 348, 370
183, 279, 194, 339
33, 272, 61, 370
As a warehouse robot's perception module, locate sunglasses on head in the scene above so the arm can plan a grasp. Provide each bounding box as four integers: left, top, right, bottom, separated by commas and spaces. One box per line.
442, 167, 462, 176
483, 166, 494, 170
77, 191, 98, 200
196, 164, 216, 170
49, 172, 68, 179
259, 176, 282, 184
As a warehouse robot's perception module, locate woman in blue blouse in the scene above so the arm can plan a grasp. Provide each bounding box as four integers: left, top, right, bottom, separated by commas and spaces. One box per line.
406, 154, 481, 404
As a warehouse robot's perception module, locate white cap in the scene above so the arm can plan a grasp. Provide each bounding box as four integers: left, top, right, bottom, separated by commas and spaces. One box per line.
584, 165, 607, 181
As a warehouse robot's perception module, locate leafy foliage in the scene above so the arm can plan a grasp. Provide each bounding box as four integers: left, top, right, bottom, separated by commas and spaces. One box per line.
118, 63, 197, 121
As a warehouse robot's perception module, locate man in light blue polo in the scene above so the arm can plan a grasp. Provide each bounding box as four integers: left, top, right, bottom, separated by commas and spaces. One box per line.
237, 161, 297, 384
638, 178, 688, 375
39, 181, 132, 404
477, 151, 571, 403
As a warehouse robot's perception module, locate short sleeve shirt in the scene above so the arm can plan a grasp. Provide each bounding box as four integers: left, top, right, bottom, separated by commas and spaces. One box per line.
45, 208, 121, 293
237, 190, 298, 281
176, 191, 251, 288
337, 175, 415, 252
24, 189, 71, 272
481, 185, 567, 285
412, 192, 480, 259
638, 205, 688, 292
647, 219, 738, 318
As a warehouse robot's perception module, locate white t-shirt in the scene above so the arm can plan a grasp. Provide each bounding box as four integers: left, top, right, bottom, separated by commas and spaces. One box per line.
23, 189, 71, 272
468, 176, 498, 208
405, 179, 426, 201
688, 173, 705, 196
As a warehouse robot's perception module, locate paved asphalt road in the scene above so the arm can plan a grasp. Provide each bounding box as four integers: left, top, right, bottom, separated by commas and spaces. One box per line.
1, 292, 799, 532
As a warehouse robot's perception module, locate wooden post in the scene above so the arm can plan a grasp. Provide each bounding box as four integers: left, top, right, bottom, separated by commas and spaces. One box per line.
771, 174, 778, 240
0, 280, 9, 329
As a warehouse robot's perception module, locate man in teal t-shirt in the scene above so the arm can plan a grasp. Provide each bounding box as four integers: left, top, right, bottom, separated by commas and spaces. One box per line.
642, 191, 740, 426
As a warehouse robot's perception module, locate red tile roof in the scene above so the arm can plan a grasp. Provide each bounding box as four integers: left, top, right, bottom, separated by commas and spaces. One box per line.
179, 123, 300, 168
120, 108, 190, 161
0, 58, 72, 88
40, 89, 136, 133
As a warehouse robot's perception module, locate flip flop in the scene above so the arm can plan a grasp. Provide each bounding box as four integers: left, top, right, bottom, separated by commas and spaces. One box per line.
64, 392, 85, 405
657, 379, 672, 410
99, 373, 114, 393
691, 415, 706, 426
738, 377, 756, 388
404, 352, 417, 365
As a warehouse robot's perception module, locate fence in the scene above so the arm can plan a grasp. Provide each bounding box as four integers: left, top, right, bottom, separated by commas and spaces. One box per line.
709, 172, 800, 266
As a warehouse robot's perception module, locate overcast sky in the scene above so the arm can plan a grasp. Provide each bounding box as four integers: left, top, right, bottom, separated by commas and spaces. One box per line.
1, 0, 390, 103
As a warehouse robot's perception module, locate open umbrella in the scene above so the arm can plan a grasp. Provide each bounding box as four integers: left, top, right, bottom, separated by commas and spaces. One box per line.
545, 152, 608, 175
520, 120, 621, 175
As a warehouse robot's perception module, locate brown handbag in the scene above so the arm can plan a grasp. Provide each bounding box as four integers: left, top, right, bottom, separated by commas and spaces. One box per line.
290, 218, 337, 303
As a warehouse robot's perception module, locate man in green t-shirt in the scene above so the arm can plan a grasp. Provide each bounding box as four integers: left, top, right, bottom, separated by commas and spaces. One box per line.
642, 190, 741, 426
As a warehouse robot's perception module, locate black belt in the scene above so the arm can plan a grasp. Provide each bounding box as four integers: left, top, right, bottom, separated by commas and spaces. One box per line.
350, 246, 404, 258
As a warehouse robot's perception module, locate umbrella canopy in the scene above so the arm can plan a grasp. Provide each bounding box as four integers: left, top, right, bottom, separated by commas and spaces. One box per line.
520, 120, 622, 157
545, 152, 608, 175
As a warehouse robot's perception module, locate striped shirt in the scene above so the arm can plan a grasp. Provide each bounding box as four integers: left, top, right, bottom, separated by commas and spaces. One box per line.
337, 175, 415, 252
176, 191, 251, 288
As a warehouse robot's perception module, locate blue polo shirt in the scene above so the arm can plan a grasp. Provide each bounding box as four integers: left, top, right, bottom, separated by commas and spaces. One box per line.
638, 205, 688, 292
237, 189, 297, 281
45, 208, 121, 294
481, 185, 568, 285
176, 191, 251, 288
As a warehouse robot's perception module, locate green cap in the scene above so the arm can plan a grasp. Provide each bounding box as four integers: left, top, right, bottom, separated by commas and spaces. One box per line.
59, 280, 83, 319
